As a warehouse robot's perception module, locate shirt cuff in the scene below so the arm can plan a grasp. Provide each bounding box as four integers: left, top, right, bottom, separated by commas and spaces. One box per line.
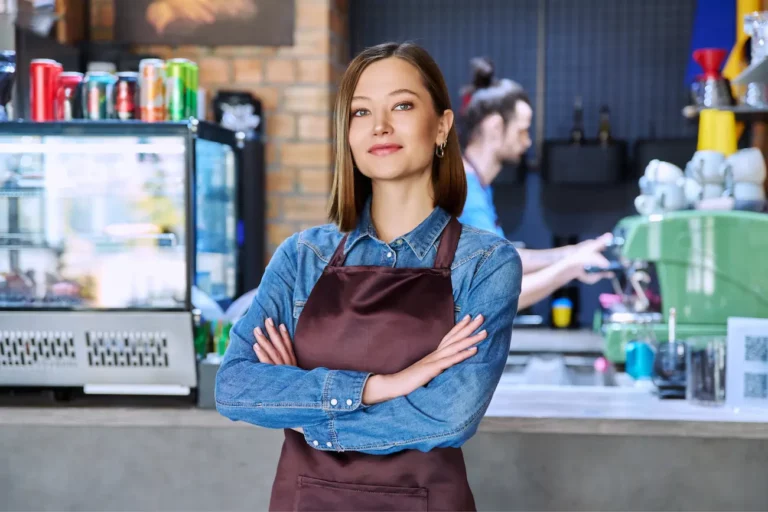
323, 370, 371, 412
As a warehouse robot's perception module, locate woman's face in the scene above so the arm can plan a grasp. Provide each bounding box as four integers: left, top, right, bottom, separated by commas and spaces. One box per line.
348, 57, 453, 183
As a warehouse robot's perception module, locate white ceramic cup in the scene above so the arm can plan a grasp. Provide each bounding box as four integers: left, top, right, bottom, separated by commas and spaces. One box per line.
722, 147, 767, 184
644, 159, 684, 183
654, 180, 688, 211
702, 183, 726, 199
683, 176, 703, 204
733, 182, 767, 201
687, 150, 726, 184
634, 194, 659, 215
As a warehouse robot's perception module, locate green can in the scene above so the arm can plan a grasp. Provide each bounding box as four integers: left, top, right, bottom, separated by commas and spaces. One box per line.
184, 61, 198, 119
165, 58, 189, 121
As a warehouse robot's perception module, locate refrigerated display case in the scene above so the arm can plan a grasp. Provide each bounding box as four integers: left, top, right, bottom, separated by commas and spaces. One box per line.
0, 119, 262, 395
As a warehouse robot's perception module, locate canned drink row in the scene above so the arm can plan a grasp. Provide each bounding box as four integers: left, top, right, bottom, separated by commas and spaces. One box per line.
29, 57, 199, 122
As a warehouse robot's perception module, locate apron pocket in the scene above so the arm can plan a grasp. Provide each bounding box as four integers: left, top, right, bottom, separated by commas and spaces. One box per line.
295, 475, 428, 511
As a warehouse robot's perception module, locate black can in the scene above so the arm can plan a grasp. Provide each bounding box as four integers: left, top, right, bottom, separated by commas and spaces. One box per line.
114, 71, 139, 120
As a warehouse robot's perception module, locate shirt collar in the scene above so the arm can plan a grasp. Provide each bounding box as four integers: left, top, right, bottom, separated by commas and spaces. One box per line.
344, 196, 452, 260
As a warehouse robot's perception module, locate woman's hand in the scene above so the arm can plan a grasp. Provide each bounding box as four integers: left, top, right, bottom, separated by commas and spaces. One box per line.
252, 319, 302, 434
362, 315, 487, 405
252, 318, 297, 366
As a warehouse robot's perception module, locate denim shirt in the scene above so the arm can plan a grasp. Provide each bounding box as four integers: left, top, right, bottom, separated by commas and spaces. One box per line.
215, 202, 522, 455
458, 169, 505, 237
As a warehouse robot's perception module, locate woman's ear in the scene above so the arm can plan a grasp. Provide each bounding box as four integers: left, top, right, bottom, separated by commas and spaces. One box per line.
436, 109, 455, 144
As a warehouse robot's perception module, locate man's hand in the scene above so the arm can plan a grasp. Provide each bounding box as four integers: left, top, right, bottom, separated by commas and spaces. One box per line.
568, 233, 614, 284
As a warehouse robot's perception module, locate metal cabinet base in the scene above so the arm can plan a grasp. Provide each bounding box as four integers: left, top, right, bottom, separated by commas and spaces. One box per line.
0, 311, 196, 395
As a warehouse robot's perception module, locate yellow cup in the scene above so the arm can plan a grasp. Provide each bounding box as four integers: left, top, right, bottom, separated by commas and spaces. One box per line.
551, 298, 572, 329
698, 109, 737, 155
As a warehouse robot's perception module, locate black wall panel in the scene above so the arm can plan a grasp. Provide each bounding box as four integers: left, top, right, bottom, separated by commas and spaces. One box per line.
350, 0, 540, 145
544, 0, 696, 142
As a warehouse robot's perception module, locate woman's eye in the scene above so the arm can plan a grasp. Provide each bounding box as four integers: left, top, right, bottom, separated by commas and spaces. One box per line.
352, 109, 369, 117
394, 102, 413, 111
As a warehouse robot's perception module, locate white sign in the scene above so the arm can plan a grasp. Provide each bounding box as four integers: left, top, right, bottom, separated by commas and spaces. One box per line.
726, 317, 768, 409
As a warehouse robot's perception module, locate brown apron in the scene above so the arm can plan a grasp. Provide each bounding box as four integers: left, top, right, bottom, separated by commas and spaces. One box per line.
269, 217, 476, 511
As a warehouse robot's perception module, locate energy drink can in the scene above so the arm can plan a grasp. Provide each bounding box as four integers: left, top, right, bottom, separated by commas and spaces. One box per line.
115, 71, 139, 120
82, 71, 116, 120
184, 61, 198, 118
56, 71, 83, 120
139, 58, 166, 122
165, 58, 189, 121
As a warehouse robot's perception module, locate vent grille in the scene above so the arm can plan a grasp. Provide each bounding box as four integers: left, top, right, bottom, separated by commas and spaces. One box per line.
86, 331, 169, 368
0, 331, 77, 367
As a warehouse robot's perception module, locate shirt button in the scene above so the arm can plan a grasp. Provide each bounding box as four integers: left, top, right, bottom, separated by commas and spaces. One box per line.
346, 399, 353, 406
313, 440, 319, 446
330, 398, 338, 406
326, 442, 333, 448
386, 252, 392, 258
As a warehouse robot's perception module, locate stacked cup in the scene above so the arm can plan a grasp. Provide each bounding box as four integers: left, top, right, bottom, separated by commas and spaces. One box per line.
721, 148, 767, 203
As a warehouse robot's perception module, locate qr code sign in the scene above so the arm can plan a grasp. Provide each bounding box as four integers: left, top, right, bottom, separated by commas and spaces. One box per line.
744, 373, 768, 400
745, 336, 768, 362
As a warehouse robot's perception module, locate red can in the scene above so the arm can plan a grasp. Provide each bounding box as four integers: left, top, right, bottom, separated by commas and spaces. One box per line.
114, 71, 139, 120
30, 59, 62, 121
56, 72, 84, 120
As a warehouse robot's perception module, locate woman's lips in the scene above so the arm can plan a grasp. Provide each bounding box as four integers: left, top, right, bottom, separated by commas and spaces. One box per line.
368, 144, 403, 156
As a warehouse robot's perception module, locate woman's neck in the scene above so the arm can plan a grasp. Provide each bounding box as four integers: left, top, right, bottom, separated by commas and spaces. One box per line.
463, 142, 501, 186
370, 173, 434, 243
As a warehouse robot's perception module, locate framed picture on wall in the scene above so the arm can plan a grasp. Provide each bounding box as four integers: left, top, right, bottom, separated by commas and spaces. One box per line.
113, 0, 294, 46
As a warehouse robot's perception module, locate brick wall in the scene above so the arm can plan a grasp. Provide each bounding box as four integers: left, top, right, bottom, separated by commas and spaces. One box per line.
90, 0, 349, 262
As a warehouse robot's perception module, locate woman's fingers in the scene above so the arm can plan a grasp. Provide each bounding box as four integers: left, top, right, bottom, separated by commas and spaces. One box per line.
278, 323, 298, 366
265, 318, 291, 365
253, 342, 275, 364
253, 326, 282, 364
440, 315, 484, 348
426, 329, 487, 364
436, 347, 478, 370
443, 314, 471, 340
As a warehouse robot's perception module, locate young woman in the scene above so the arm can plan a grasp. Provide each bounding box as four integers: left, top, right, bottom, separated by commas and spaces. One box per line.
215, 43, 522, 511
458, 57, 613, 310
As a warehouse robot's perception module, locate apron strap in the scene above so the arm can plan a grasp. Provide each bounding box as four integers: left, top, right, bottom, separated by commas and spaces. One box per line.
328, 234, 350, 267
433, 217, 461, 269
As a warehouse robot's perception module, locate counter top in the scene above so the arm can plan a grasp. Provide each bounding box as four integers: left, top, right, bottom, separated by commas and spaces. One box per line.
2, 379, 767, 439
510, 328, 604, 353
483, 383, 768, 439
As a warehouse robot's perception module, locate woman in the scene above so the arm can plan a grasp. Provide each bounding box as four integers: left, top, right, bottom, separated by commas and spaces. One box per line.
458, 57, 613, 310
215, 42, 522, 511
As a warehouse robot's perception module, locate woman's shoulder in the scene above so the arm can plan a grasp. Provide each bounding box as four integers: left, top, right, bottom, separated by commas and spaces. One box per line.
271, 223, 344, 266
453, 222, 521, 271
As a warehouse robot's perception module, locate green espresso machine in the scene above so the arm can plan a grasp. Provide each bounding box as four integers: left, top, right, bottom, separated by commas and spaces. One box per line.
596, 210, 768, 364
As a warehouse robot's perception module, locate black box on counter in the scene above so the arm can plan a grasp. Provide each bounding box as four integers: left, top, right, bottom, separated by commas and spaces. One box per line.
633, 138, 698, 180
541, 140, 629, 185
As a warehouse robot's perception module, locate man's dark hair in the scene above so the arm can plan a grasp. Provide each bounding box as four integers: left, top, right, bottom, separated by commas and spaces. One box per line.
460, 57, 531, 146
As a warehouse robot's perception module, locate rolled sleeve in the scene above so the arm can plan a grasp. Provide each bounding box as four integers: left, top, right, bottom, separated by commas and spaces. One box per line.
323, 370, 372, 411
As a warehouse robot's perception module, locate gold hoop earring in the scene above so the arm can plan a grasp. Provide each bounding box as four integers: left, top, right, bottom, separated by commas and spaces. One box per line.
435, 141, 446, 158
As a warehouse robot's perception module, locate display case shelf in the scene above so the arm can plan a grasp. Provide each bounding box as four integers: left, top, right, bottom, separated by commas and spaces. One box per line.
0, 188, 45, 198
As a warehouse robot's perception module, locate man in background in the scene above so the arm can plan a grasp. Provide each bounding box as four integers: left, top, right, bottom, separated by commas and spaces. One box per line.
458, 57, 613, 311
